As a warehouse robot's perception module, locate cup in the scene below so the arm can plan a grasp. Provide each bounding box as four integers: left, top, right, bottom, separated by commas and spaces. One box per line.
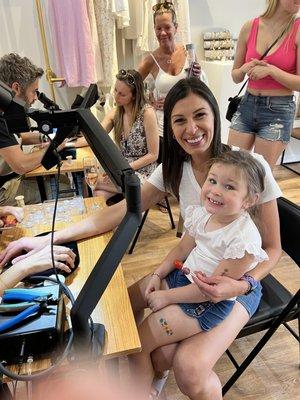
15, 195, 25, 207
66, 155, 73, 165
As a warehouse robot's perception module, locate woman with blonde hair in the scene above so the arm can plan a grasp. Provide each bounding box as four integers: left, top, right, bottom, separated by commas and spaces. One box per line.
228, 0, 300, 169
95, 69, 159, 200
138, 1, 203, 136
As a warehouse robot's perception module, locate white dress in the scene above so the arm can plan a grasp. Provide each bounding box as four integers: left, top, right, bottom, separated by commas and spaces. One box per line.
183, 206, 268, 282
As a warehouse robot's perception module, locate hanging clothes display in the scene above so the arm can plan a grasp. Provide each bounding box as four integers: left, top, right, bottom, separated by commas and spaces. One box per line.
86, 0, 105, 83
92, 0, 119, 88
48, 0, 96, 87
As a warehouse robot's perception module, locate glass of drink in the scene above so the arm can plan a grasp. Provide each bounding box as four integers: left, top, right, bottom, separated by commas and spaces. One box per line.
83, 157, 100, 209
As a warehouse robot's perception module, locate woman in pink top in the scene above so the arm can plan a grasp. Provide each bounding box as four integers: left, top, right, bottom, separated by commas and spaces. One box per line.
228, 0, 300, 169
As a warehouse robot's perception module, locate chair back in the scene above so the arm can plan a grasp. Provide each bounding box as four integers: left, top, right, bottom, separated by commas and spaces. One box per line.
277, 197, 300, 267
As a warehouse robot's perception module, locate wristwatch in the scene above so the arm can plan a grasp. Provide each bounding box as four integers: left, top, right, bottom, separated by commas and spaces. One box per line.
239, 274, 258, 295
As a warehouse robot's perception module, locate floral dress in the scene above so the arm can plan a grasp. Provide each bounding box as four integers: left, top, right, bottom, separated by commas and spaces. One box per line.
119, 104, 157, 182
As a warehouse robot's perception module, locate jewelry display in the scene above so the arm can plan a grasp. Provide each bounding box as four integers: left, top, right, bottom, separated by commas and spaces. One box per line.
203, 28, 236, 62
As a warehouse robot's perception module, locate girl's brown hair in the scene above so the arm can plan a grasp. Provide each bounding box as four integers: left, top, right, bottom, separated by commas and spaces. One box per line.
113, 69, 147, 147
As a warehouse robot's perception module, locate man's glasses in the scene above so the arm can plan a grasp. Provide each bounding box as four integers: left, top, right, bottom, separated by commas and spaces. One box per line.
152, 1, 174, 12
116, 69, 135, 86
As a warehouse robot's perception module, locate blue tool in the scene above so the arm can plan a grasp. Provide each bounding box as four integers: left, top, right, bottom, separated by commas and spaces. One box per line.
0, 288, 58, 333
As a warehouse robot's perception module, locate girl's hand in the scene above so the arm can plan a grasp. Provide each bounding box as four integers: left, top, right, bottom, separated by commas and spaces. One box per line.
192, 273, 249, 303
247, 64, 272, 80
0, 235, 50, 267
147, 290, 170, 312
145, 274, 161, 297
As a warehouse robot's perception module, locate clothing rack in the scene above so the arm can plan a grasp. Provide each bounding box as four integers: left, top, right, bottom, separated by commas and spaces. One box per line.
35, 0, 64, 102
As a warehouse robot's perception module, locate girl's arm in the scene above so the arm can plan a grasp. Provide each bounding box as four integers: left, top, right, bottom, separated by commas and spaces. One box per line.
100, 108, 116, 133
166, 253, 255, 305
128, 107, 159, 171
154, 232, 196, 279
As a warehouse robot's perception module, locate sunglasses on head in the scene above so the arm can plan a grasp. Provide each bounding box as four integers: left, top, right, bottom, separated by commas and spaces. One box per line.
152, 1, 174, 12
116, 69, 136, 86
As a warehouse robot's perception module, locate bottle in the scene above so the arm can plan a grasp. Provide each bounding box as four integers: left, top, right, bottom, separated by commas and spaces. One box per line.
185, 43, 196, 77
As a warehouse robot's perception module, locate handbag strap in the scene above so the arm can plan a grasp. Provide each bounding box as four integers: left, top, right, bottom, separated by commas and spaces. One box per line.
235, 21, 292, 97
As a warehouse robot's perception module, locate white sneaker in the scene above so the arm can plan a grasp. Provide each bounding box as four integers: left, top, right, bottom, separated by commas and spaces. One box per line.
150, 370, 169, 398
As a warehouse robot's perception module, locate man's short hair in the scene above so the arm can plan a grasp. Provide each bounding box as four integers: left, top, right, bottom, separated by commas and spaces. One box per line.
0, 53, 44, 89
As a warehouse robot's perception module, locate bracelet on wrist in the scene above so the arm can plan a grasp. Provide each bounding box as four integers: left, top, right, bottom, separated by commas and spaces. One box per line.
239, 274, 258, 295
151, 272, 161, 280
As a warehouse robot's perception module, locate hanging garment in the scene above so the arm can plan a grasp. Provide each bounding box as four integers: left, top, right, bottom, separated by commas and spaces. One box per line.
86, 0, 104, 83
113, 0, 130, 29
93, 0, 119, 88
48, 0, 96, 87
124, 0, 143, 40
175, 0, 191, 45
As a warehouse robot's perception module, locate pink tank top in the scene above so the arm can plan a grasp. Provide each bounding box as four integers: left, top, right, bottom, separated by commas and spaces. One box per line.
245, 17, 300, 90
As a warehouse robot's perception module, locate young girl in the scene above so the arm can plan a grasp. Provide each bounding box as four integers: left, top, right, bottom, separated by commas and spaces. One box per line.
128, 150, 268, 396
95, 69, 159, 200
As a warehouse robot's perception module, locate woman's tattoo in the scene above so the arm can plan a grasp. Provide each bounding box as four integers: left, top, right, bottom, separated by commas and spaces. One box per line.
159, 318, 173, 336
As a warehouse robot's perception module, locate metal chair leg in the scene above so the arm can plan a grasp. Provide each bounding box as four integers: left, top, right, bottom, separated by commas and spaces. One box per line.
164, 196, 175, 229
128, 209, 150, 254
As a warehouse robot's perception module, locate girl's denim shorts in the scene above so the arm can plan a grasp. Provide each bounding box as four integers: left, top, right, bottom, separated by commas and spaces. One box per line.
165, 269, 262, 331
230, 92, 296, 143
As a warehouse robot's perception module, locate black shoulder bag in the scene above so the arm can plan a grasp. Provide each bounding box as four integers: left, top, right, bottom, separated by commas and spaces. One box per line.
226, 26, 290, 122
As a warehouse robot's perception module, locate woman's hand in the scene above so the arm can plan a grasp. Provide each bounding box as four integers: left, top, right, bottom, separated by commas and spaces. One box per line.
190, 62, 202, 78
18, 244, 76, 275
0, 206, 24, 224
247, 64, 272, 80
0, 234, 50, 267
192, 272, 249, 303
147, 290, 170, 312
145, 274, 161, 298
240, 59, 268, 75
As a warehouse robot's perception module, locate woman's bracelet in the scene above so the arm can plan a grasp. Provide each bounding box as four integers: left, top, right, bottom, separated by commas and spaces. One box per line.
239, 274, 258, 295
151, 272, 161, 280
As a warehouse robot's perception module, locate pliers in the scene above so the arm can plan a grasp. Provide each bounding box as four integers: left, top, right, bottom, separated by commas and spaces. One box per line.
0, 288, 58, 333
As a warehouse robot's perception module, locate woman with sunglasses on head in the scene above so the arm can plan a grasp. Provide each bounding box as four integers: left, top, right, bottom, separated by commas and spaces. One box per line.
0, 78, 282, 399
94, 69, 159, 200
138, 1, 203, 136
228, 0, 300, 169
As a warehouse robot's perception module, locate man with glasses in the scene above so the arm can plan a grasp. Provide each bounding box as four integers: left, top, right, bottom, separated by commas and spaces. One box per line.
0, 53, 52, 206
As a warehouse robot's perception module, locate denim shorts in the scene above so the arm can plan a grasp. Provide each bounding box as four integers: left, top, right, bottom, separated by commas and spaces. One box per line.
230, 92, 296, 143
236, 280, 262, 318
165, 269, 235, 331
